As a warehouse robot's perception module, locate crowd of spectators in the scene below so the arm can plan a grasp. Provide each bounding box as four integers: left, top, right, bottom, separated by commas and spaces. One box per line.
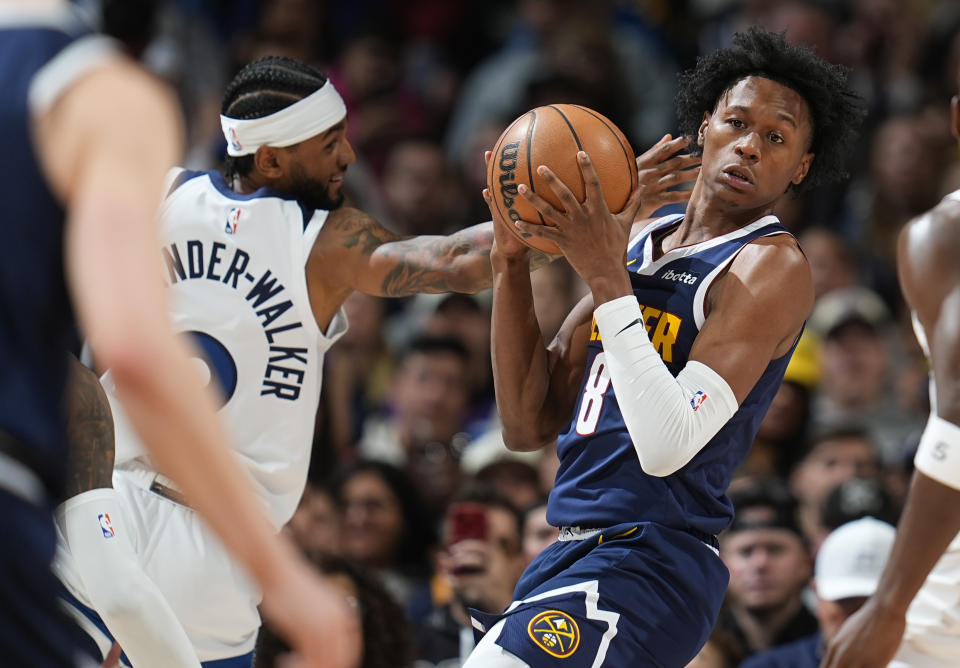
91, 0, 960, 665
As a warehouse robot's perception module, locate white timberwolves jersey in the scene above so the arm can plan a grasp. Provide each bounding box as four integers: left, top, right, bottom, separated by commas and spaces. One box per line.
105, 169, 347, 528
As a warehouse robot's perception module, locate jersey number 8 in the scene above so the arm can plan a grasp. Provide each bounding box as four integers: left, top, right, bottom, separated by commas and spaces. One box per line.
576, 353, 611, 435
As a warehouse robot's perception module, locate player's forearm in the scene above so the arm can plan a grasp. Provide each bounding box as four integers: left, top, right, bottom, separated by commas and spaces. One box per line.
491, 251, 555, 449
434, 222, 556, 294
872, 471, 960, 615
435, 221, 495, 293
594, 296, 738, 475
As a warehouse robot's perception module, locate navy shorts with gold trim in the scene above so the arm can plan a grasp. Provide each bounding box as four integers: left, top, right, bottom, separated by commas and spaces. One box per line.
470, 521, 728, 667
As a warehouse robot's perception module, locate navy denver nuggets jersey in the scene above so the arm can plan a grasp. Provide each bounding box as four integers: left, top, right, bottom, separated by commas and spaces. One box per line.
0, 7, 114, 493
549, 214, 796, 537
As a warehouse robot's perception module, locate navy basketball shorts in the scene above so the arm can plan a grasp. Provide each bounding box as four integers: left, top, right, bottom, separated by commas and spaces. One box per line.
470, 521, 729, 667
0, 489, 94, 667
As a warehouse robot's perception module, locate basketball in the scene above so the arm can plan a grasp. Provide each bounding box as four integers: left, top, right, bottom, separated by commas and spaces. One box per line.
487, 104, 639, 255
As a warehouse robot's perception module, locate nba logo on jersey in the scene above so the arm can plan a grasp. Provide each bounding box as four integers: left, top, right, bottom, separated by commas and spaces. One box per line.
225, 207, 241, 235
690, 390, 708, 412
98, 513, 116, 539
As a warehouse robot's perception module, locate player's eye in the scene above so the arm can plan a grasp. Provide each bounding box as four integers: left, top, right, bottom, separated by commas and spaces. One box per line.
729, 119, 745, 128
769, 133, 784, 144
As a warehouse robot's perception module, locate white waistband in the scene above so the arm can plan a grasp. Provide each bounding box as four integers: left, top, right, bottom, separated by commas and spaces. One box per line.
116, 462, 181, 493
557, 526, 602, 541
557, 523, 720, 556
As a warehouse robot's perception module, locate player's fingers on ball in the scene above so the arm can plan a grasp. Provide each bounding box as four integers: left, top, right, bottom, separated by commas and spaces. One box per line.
516, 220, 562, 243
536, 165, 580, 213
482, 187, 492, 203
518, 183, 563, 221
577, 152, 607, 205
624, 186, 645, 218
484, 150, 492, 165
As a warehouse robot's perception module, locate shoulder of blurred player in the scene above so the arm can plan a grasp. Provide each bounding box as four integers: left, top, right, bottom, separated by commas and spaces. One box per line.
898, 196, 960, 317
34, 56, 183, 204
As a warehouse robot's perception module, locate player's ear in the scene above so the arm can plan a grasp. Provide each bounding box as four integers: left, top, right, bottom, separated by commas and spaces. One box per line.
253, 146, 284, 179
791, 152, 814, 185
697, 112, 710, 147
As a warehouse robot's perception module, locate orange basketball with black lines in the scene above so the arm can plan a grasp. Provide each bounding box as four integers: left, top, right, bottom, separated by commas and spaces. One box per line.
487, 104, 638, 255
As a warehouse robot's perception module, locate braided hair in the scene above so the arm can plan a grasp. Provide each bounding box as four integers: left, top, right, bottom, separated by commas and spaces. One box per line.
221, 56, 328, 180
675, 27, 864, 192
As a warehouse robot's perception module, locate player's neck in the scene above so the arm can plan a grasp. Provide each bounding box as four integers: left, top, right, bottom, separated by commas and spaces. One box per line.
232, 171, 269, 195
676, 194, 776, 249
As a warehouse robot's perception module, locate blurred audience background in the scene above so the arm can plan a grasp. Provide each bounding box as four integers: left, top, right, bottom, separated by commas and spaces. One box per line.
83, 0, 960, 664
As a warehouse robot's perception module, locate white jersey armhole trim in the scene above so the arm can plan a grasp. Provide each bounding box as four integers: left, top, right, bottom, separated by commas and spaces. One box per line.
692, 230, 791, 329
633, 214, 780, 277
28, 34, 120, 117
627, 214, 682, 254
300, 208, 348, 345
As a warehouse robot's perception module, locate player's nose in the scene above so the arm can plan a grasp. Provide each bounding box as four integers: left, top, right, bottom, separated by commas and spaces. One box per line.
734, 132, 761, 160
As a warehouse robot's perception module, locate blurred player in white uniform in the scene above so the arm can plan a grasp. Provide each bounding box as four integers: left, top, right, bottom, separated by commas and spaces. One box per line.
824, 69, 960, 668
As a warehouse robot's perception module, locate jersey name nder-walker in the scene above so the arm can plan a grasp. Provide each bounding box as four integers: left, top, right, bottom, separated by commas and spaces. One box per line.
162, 237, 310, 401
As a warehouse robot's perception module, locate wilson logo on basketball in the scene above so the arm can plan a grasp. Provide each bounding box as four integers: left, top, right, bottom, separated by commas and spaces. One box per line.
527, 610, 580, 658
498, 140, 522, 224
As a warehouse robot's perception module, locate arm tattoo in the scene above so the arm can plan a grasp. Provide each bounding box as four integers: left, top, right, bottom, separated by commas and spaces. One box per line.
331, 207, 398, 255
378, 224, 495, 297
63, 356, 115, 497
529, 251, 558, 271
330, 210, 554, 297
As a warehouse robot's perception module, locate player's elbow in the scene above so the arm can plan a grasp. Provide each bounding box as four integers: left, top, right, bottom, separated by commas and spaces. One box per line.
638, 458, 679, 478
631, 425, 686, 477
501, 425, 552, 452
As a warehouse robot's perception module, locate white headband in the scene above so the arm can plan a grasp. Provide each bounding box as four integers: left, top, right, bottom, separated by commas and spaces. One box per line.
220, 80, 347, 157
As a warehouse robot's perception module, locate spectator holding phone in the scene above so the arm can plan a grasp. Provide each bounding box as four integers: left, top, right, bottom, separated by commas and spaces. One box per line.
415, 486, 526, 667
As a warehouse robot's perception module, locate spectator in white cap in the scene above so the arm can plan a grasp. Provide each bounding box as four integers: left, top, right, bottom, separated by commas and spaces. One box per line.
742, 517, 895, 667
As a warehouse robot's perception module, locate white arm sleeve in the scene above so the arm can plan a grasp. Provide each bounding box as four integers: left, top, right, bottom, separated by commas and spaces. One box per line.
594, 295, 739, 477
56, 489, 201, 668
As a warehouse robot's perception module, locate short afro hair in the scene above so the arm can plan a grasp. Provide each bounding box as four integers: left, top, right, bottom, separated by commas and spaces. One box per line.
675, 27, 864, 192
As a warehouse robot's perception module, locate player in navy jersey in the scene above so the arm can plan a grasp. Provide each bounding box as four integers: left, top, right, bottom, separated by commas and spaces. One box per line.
0, 2, 358, 666
466, 28, 863, 667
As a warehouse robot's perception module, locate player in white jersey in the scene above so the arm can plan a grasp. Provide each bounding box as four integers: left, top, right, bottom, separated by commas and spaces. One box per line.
52, 54, 528, 667
823, 71, 960, 667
